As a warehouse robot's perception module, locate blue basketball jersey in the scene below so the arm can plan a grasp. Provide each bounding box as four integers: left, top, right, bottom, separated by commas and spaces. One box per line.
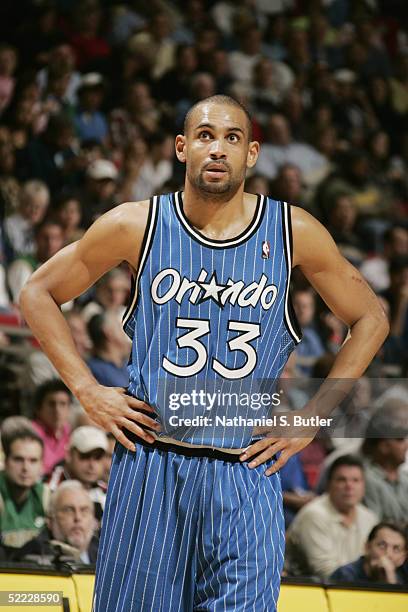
122, 192, 302, 448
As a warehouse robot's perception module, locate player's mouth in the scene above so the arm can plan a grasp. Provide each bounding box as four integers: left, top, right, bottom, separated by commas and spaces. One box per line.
203, 163, 229, 179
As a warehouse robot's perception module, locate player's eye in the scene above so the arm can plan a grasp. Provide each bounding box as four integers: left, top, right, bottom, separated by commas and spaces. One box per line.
199, 130, 212, 139
227, 133, 239, 143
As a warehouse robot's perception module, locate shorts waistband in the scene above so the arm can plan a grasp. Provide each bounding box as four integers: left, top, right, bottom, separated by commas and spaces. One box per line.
125, 431, 261, 463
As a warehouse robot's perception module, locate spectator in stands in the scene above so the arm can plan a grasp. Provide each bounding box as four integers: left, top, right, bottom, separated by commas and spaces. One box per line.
87, 312, 129, 387
256, 113, 327, 185
360, 226, 408, 293
54, 193, 84, 245
195, 26, 221, 73
208, 48, 233, 95
381, 256, 408, 340
67, 1, 111, 72
155, 44, 198, 105
172, 0, 206, 45
31, 380, 73, 476
119, 132, 174, 202
74, 73, 108, 145
46, 426, 108, 522
16, 113, 78, 193
117, 138, 148, 203
252, 56, 294, 122
36, 43, 81, 107
7, 219, 64, 303
285, 455, 378, 578
361, 400, 408, 523
0, 416, 36, 470
286, 26, 313, 81
318, 150, 389, 228
80, 159, 119, 228
0, 44, 18, 115
326, 192, 364, 265
110, 81, 161, 149
175, 71, 216, 130
245, 174, 270, 196
228, 25, 262, 86
4, 180, 49, 261
81, 267, 129, 324
128, 11, 175, 80
293, 288, 325, 376
272, 163, 304, 206
0, 130, 20, 221
15, 480, 98, 564
331, 522, 407, 585
0, 428, 49, 550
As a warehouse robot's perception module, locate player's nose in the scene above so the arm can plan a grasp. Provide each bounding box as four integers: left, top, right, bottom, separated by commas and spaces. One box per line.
209, 139, 227, 157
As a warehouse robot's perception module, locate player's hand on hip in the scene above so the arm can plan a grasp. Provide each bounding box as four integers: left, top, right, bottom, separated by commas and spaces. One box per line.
240, 410, 320, 476
77, 385, 161, 451
240, 435, 315, 477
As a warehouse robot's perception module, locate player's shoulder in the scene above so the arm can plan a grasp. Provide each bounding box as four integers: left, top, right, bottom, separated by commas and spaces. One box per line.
94, 199, 151, 237
290, 205, 335, 267
108, 199, 151, 225
290, 205, 317, 231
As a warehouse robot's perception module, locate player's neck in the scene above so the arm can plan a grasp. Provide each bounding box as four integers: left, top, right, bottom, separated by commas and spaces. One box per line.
182, 183, 256, 240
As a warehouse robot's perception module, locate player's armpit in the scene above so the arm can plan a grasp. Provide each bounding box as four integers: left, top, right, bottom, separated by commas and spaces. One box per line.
24, 200, 150, 305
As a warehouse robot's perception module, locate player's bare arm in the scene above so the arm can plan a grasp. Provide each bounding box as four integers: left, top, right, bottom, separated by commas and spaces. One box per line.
241, 205, 389, 475
20, 200, 161, 451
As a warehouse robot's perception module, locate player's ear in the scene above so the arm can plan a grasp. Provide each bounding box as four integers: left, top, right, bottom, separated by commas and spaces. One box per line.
175, 135, 187, 163
246, 140, 260, 169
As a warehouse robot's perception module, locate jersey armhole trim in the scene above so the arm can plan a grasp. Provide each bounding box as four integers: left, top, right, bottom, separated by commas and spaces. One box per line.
122, 195, 159, 330
281, 200, 302, 344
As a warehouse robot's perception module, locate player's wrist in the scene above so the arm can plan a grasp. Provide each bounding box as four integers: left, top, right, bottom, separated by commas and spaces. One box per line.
74, 379, 102, 403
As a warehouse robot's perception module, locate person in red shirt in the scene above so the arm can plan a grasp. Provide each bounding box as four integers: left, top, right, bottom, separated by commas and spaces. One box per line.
31, 379, 72, 475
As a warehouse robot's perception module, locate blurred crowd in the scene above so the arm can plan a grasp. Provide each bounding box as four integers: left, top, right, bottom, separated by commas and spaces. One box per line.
0, 0, 407, 586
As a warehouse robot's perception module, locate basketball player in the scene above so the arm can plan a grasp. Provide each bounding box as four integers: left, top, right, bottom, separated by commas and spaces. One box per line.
20, 96, 388, 611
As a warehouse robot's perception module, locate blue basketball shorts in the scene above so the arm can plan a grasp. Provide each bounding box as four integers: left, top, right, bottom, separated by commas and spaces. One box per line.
92, 437, 285, 612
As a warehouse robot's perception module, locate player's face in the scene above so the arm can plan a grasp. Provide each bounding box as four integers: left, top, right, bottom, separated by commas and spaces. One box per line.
176, 103, 259, 198
5, 440, 43, 488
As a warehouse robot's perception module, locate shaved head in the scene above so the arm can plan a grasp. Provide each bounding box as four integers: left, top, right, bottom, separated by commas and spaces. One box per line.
184, 95, 253, 141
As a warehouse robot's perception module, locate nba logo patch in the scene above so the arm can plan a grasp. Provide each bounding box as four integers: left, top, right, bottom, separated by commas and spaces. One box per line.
262, 241, 270, 259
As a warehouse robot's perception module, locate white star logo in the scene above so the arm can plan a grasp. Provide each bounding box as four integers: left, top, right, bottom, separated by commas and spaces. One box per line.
198, 273, 225, 306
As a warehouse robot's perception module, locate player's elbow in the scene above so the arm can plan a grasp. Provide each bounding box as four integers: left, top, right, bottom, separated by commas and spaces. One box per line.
367, 303, 390, 344
19, 277, 45, 315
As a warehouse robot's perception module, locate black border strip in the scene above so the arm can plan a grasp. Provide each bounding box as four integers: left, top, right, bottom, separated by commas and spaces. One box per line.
172, 191, 265, 249
122, 196, 159, 330
281, 200, 302, 344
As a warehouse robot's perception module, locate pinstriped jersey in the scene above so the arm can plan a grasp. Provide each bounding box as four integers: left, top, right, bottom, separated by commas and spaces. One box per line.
122, 192, 302, 448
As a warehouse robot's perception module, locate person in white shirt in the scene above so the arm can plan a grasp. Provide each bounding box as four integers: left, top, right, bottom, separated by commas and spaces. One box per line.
285, 455, 378, 577
256, 113, 327, 185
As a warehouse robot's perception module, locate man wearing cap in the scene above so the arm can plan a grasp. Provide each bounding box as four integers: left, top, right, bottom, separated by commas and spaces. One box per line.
82, 159, 119, 228
45, 426, 108, 522
74, 72, 108, 145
